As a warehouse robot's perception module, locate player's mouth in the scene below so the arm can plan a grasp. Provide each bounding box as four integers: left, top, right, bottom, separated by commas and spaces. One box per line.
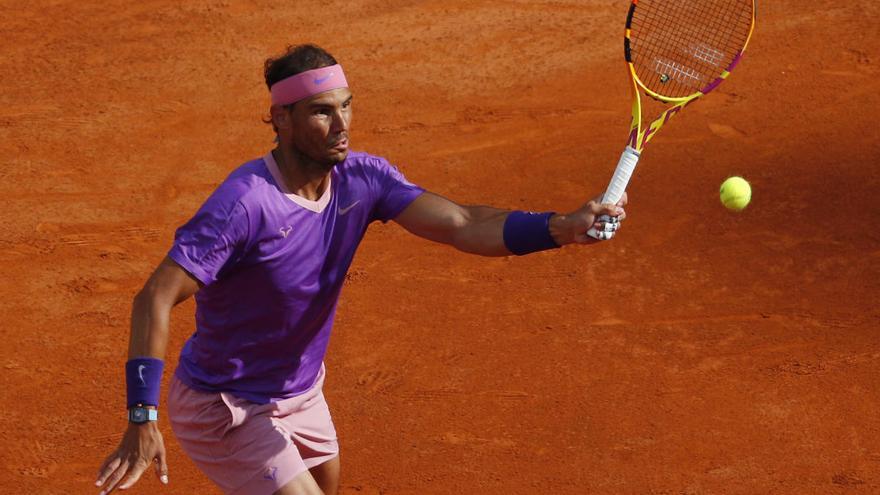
329, 137, 348, 152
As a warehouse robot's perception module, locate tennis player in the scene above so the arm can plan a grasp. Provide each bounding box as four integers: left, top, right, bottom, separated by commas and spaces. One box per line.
95, 44, 627, 495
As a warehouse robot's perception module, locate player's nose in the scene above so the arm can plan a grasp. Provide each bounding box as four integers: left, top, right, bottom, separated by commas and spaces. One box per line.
330, 109, 350, 133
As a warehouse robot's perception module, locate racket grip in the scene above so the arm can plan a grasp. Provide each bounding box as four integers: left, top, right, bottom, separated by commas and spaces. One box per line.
601, 146, 640, 205
587, 146, 640, 240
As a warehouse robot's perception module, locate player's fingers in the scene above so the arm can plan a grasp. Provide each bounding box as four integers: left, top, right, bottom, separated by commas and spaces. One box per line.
594, 230, 615, 241
603, 206, 627, 222
117, 457, 150, 490
99, 459, 130, 494
96, 456, 122, 487
584, 228, 615, 241
596, 203, 624, 218
155, 448, 169, 485
593, 221, 619, 233
597, 214, 618, 224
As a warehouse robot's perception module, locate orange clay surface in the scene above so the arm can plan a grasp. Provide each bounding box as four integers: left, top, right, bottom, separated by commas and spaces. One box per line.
2, 1, 879, 494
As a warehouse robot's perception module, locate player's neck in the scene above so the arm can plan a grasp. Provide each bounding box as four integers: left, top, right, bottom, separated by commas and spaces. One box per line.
272, 147, 331, 201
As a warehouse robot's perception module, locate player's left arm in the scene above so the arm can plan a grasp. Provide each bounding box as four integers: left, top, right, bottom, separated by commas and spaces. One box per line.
393, 191, 627, 257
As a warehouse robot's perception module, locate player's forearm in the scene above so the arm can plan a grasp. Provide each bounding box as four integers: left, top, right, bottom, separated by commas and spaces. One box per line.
450, 205, 514, 256
396, 194, 574, 255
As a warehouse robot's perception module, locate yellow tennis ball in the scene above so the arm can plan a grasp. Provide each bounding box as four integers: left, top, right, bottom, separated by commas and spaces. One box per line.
720, 176, 751, 211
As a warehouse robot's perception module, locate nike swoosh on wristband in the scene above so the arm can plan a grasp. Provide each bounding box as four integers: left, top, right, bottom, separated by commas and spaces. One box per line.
137, 364, 146, 386
338, 200, 360, 216
314, 73, 334, 85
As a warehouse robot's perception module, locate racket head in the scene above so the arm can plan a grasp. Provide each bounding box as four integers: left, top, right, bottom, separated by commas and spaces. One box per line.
625, 0, 756, 102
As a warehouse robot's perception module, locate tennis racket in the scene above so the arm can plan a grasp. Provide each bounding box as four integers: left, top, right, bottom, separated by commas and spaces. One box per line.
588, 0, 756, 239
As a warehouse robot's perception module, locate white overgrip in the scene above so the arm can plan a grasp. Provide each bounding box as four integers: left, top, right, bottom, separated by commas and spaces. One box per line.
602, 146, 640, 205
587, 146, 641, 240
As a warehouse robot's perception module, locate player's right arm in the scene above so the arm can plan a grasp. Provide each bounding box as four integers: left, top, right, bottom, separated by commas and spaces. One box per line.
394, 191, 626, 256
95, 256, 201, 495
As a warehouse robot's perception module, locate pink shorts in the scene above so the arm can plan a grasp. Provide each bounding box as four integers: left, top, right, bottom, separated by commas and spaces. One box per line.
167, 365, 339, 495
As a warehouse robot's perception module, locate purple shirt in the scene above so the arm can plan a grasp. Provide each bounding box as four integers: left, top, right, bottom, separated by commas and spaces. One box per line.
169, 151, 424, 403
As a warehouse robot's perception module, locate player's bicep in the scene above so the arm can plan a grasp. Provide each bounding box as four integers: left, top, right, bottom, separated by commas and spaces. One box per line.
138, 256, 202, 308
393, 192, 469, 245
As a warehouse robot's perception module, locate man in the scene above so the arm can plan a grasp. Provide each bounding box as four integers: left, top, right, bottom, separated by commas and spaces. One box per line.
95, 44, 626, 495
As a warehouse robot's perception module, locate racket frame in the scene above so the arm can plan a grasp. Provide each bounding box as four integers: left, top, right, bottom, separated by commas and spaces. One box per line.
588, 0, 756, 238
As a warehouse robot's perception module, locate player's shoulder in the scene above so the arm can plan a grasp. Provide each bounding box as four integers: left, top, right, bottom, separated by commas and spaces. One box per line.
338, 150, 421, 194
336, 151, 410, 185
206, 156, 275, 209
338, 150, 393, 172
221, 157, 275, 194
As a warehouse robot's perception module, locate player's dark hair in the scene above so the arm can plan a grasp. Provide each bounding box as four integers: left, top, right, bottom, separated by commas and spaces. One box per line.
264, 44, 338, 91
263, 44, 339, 132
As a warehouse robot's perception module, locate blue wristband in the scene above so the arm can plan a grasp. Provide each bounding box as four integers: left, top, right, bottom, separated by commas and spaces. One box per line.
125, 357, 164, 408
503, 211, 560, 256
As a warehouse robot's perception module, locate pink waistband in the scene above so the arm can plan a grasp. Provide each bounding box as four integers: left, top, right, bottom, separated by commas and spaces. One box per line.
270, 64, 348, 106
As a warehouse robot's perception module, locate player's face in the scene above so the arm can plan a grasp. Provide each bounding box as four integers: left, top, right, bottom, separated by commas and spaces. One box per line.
287, 88, 353, 167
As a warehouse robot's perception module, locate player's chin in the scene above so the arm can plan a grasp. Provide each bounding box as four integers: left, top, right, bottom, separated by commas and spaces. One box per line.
325, 138, 349, 162
325, 148, 349, 165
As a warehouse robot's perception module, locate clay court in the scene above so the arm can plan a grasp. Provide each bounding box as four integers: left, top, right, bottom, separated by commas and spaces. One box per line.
2, 1, 879, 494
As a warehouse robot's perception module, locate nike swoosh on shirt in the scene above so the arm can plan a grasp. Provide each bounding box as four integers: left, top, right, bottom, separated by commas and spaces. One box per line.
338, 200, 361, 216
314, 73, 334, 85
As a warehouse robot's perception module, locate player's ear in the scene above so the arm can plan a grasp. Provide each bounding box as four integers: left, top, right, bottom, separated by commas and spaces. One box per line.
270, 104, 292, 131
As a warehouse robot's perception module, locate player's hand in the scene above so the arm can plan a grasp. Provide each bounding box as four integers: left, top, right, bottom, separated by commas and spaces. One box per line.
550, 192, 627, 245
95, 422, 168, 494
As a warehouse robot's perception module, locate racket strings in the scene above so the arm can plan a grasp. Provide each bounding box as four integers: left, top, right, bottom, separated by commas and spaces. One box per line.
629, 0, 752, 98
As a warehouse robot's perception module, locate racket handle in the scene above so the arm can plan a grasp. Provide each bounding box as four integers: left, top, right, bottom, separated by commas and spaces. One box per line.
602, 146, 640, 205
587, 146, 640, 240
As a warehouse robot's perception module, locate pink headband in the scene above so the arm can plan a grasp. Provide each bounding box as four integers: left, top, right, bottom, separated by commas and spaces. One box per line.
270, 64, 348, 106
